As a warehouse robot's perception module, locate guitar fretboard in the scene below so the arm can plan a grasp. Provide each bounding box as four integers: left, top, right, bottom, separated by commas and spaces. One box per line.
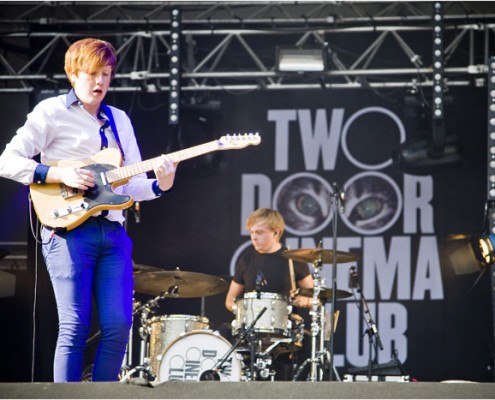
105, 140, 220, 184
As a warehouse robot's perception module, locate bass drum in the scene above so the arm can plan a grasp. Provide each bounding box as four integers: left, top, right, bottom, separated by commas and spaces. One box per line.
157, 330, 243, 382
149, 314, 209, 378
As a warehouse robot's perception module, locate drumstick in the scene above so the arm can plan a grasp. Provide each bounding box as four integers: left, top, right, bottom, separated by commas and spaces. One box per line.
288, 258, 296, 294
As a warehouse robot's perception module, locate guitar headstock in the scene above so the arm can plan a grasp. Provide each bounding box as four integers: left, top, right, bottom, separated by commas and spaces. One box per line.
218, 133, 261, 150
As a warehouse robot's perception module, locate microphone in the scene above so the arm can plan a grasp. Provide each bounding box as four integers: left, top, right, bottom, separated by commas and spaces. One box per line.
255, 271, 266, 298
332, 182, 346, 213
349, 266, 359, 289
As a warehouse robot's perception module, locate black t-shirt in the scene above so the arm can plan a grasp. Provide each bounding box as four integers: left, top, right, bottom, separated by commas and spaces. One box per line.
233, 246, 310, 297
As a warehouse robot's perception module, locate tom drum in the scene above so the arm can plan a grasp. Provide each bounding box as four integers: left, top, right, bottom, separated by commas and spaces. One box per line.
231, 292, 291, 338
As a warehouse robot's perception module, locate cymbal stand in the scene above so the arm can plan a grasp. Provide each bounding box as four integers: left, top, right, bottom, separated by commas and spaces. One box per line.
293, 253, 327, 382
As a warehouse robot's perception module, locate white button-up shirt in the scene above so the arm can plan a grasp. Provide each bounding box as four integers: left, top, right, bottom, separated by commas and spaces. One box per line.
0, 91, 161, 224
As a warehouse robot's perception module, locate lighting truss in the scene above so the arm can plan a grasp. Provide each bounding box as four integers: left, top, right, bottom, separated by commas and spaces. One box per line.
0, 1, 494, 93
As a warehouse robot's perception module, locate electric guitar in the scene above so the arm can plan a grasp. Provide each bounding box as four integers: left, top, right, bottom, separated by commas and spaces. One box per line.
29, 133, 261, 231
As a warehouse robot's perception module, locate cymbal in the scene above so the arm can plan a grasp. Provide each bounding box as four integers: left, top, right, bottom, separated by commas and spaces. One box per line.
282, 248, 358, 264
133, 268, 229, 298
297, 287, 352, 301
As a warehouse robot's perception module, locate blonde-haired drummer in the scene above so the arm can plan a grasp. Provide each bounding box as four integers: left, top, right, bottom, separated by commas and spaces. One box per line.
224, 208, 314, 381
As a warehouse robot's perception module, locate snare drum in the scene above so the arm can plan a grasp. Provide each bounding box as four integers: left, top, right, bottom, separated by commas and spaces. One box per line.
232, 292, 291, 338
149, 314, 209, 377
157, 330, 243, 382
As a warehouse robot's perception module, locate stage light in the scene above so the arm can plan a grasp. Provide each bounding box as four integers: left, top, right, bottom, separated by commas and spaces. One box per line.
394, 3, 463, 174
276, 48, 326, 72
431, 2, 445, 154
442, 234, 489, 275
168, 8, 181, 125
479, 235, 495, 266
487, 57, 495, 199
394, 136, 462, 175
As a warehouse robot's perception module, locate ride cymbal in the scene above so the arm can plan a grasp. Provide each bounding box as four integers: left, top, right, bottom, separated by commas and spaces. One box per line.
133, 268, 229, 298
296, 287, 352, 301
282, 248, 359, 264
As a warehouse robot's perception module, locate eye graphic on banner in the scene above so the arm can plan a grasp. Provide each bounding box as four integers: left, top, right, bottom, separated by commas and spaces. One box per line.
272, 171, 402, 236
273, 172, 333, 236
342, 171, 402, 235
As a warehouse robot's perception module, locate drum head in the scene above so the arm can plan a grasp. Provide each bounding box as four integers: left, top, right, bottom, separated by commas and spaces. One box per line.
157, 330, 242, 382
242, 292, 288, 301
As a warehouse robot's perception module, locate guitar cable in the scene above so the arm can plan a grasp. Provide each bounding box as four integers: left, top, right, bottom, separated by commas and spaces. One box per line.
28, 193, 54, 382
28, 194, 54, 246
31, 218, 39, 382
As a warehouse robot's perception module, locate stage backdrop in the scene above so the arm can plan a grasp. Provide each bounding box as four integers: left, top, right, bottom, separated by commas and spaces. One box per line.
0, 86, 492, 383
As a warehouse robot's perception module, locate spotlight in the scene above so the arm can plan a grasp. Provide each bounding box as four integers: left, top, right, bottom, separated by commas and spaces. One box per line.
394, 136, 462, 175
479, 235, 495, 266
276, 48, 326, 72
442, 234, 485, 275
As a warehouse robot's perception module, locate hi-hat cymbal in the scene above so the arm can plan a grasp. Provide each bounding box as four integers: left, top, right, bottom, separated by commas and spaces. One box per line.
133, 268, 228, 298
296, 287, 352, 301
282, 248, 358, 264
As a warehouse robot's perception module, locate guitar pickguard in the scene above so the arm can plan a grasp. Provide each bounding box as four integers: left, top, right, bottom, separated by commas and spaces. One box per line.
79, 163, 132, 210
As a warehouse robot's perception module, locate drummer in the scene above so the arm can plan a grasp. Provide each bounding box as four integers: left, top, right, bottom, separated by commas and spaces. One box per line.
224, 208, 314, 380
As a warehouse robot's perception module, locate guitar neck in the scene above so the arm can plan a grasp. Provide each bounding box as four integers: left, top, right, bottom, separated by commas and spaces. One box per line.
105, 139, 220, 184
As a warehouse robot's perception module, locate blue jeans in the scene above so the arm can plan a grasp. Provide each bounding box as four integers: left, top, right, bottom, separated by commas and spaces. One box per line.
41, 217, 133, 382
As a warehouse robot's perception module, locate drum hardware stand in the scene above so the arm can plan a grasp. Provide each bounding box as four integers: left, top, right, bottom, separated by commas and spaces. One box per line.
119, 285, 179, 383
262, 337, 295, 355
200, 306, 267, 382
119, 301, 135, 380
293, 247, 329, 382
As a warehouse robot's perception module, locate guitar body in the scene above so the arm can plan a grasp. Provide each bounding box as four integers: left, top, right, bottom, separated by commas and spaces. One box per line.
30, 148, 133, 231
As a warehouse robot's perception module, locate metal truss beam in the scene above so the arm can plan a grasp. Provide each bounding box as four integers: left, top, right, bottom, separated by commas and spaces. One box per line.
0, 1, 494, 93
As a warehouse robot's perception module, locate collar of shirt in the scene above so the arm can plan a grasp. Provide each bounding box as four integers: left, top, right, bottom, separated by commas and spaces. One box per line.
65, 88, 80, 108
66, 88, 108, 122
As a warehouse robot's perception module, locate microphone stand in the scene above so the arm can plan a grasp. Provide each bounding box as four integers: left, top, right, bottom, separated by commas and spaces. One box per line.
199, 307, 268, 381
353, 274, 384, 381
326, 182, 345, 381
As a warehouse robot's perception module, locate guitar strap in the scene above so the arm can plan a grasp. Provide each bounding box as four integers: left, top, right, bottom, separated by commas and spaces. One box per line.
100, 103, 126, 161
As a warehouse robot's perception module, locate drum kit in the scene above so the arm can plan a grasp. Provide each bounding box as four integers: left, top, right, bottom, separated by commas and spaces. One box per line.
120, 247, 358, 384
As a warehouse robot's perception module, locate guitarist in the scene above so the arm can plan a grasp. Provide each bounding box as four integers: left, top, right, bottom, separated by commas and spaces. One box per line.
0, 38, 177, 382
